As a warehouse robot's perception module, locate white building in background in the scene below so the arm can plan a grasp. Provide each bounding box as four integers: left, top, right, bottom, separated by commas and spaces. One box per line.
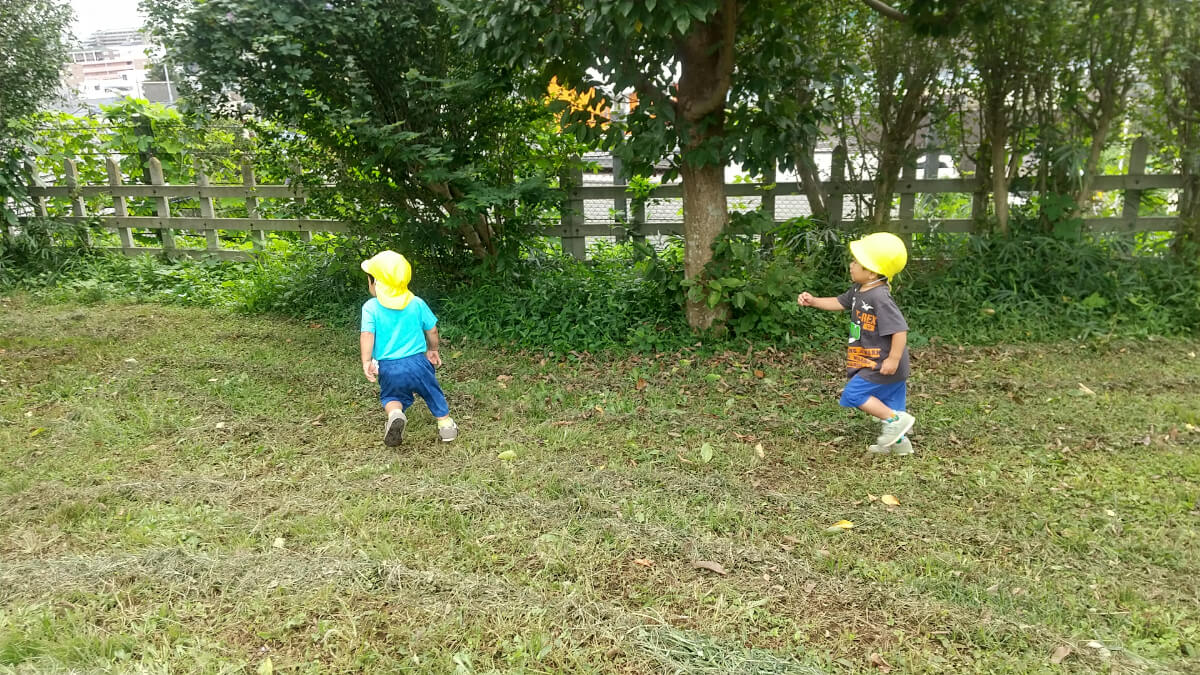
60, 28, 175, 110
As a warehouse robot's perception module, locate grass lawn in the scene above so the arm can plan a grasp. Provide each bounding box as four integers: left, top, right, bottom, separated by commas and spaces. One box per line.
1, 296, 1198, 674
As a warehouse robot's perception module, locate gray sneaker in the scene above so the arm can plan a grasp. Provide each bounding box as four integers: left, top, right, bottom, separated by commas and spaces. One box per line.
384, 409, 407, 447
867, 436, 914, 456
876, 411, 915, 447
438, 420, 458, 442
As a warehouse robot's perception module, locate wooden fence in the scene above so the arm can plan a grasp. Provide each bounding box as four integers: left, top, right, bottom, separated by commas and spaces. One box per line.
552, 138, 1183, 258
16, 156, 350, 260
9, 138, 1186, 261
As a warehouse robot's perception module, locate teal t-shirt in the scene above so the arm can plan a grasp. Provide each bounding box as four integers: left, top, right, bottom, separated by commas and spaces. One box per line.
360, 297, 438, 361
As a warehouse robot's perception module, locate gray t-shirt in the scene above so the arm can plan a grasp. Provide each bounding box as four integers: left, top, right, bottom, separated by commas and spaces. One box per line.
835, 284, 910, 384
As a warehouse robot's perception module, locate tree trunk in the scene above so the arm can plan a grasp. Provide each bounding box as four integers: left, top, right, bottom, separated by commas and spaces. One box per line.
675, 0, 737, 331
871, 144, 903, 228
793, 147, 829, 222
1076, 113, 1114, 214
990, 122, 1010, 235
1174, 170, 1200, 256
682, 162, 729, 329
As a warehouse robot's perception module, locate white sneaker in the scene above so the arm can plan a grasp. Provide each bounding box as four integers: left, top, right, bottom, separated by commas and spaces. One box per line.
867, 437, 914, 456
876, 411, 915, 447
437, 419, 458, 443
384, 409, 407, 447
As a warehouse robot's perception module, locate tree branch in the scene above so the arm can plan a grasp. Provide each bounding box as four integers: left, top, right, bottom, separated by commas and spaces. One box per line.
861, 0, 907, 22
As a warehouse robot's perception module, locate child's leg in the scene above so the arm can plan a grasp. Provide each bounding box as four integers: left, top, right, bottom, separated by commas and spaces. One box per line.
857, 396, 895, 421
840, 377, 913, 446
412, 354, 457, 441
412, 355, 451, 420
378, 361, 415, 446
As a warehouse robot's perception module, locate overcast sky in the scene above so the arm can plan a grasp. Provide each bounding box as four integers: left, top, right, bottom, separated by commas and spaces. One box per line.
70, 0, 145, 38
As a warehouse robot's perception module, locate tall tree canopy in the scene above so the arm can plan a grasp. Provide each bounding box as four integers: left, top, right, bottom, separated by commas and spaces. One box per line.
142, 0, 567, 263
1, 0, 73, 227
0, 0, 72, 124
464, 0, 979, 329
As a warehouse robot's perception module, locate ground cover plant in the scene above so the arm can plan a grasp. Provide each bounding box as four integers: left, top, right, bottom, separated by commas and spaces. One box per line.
1, 298, 1197, 673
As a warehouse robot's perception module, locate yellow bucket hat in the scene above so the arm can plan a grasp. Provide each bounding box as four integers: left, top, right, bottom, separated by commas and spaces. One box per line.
849, 232, 908, 280
360, 251, 414, 310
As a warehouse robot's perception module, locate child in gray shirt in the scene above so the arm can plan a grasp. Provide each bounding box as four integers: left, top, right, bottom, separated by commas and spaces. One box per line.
798, 233, 916, 455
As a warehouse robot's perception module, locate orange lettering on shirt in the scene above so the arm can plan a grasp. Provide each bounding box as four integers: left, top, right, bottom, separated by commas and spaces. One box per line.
847, 346, 881, 369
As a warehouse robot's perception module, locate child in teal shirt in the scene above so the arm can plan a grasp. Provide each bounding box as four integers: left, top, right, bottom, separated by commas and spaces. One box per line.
360, 251, 458, 446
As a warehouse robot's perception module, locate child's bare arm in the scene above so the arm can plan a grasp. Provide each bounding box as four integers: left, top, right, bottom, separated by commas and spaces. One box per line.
424, 327, 442, 367
360, 331, 377, 381
880, 331, 908, 375
797, 292, 846, 311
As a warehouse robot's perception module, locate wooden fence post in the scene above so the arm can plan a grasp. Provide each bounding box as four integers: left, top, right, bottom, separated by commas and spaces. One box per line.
194, 158, 220, 252
289, 162, 312, 243
631, 195, 646, 245
562, 165, 586, 259
147, 157, 175, 253
612, 155, 628, 242
243, 160, 266, 249
106, 158, 134, 252
1122, 137, 1149, 225
27, 160, 49, 219
63, 158, 91, 246
760, 163, 776, 251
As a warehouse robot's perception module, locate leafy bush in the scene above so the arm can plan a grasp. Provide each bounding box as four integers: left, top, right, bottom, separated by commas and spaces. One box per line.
3, 228, 1196, 351
436, 241, 689, 352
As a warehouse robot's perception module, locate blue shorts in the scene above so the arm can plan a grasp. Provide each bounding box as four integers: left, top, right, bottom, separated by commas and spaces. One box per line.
378, 353, 450, 417
839, 374, 906, 411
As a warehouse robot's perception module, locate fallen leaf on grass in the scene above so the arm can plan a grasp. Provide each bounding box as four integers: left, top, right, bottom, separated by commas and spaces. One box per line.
1049, 645, 1071, 664
692, 560, 728, 575
753, 369, 765, 378
635, 378, 647, 391
257, 657, 274, 675
881, 494, 900, 507
272, 537, 285, 549
496, 450, 517, 461
1077, 383, 1096, 396
632, 558, 654, 568
754, 443, 765, 458
28, 428, 46, 438
825, 520, 855, 535
868, 652, 892, 672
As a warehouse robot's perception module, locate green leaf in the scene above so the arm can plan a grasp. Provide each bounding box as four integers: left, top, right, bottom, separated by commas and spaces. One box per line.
699, 442, 714, 463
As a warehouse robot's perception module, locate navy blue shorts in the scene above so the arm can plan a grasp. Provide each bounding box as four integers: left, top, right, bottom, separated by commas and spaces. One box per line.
839, 374, 906, 411
378, 353, 449, 417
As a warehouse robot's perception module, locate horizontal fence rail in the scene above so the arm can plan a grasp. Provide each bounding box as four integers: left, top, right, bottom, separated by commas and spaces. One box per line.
5, 137, 1186, 261
549, 138, 1183, 256
13, 156, 351, 261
